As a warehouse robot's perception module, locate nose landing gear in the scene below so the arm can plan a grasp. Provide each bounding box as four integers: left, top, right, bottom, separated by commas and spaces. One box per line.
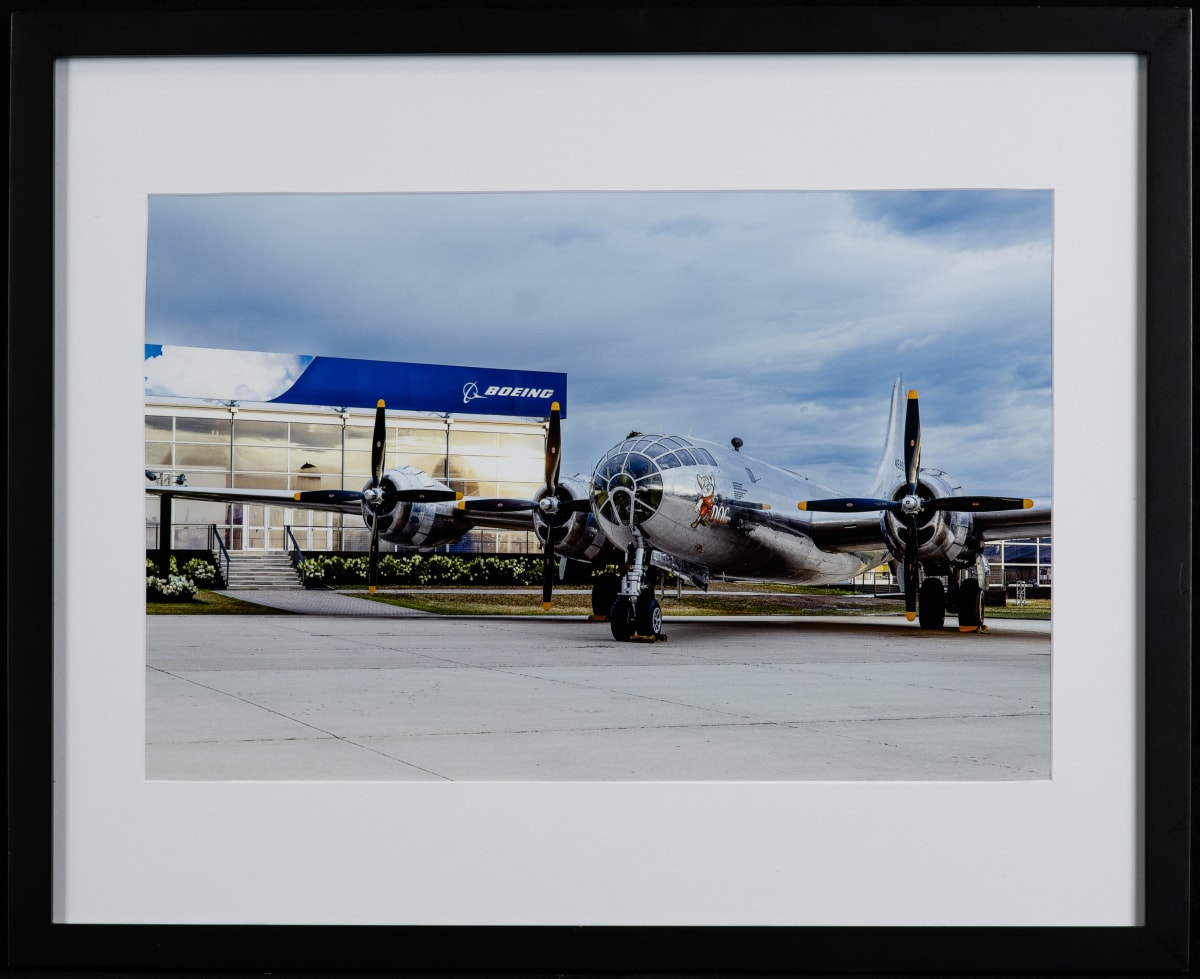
608, 531, 666, 642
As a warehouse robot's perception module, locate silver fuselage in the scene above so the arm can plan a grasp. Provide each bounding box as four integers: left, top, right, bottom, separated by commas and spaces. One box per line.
590, 434, 888, 584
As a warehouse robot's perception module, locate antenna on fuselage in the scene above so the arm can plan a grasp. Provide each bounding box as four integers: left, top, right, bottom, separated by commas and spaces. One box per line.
731, 437, 743, 452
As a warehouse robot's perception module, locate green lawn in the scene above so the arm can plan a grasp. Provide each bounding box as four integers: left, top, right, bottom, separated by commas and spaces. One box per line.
148, 586, 1049, 621
146, 590, 293, 614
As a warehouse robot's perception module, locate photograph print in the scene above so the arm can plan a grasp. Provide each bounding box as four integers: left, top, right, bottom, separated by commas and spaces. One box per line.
144, 189, 1052, 782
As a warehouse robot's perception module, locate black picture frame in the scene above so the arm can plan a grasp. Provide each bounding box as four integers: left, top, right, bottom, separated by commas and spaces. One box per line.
7, 4, 1192, 976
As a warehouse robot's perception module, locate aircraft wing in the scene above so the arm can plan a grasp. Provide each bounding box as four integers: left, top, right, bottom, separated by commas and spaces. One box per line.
145, 484, 363, 515
971, 499, 1052, 540
144, 482, 540, 532
732, 498, 1052, 554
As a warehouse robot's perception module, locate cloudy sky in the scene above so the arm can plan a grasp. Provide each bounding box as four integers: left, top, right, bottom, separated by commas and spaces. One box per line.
145, 190, 1052, 497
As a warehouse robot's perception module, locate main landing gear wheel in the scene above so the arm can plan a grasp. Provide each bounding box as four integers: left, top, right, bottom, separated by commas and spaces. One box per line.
609, 597, 637, 641
635, 591, 663, 639
918, 577, 946, 630
957, 577, 985, 631
591, 571, 620, 619
609, 592, 662, 641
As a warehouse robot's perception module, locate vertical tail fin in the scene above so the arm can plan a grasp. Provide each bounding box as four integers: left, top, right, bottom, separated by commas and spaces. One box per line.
867, 376, 906, 498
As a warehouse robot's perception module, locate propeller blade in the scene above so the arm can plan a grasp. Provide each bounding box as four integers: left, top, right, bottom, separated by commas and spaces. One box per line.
293, 489, 366, 504
458, 498, 537, 513
926, 496, 1034, 513
370, 399, 387, 487
541, 527, 556, 611
903, 513, 919, 622
799, 497, 898, 513
545, 402, 562, 491
903, 389, 921, 494
367, 513, 381, 596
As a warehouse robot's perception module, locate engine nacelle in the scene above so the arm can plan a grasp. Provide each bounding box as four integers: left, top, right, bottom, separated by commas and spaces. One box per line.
533, 474, 607, 562
880, 469, 974, 568
368, 466, 467, 550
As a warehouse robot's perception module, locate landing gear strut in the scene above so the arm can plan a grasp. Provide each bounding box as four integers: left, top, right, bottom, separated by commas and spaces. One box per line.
609, 532, 663, 641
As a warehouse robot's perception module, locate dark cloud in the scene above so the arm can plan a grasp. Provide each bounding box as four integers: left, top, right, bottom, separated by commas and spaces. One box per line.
145, 190, 1052, 496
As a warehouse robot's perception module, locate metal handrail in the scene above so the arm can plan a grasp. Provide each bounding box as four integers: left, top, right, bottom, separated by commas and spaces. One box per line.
285, 525, 306, 568
209, 525, 231, 587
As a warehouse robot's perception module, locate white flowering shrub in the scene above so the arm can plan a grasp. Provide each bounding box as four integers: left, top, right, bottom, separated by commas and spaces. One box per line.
181, 558, 216, 584
146, 574, 199, 602
298, 559, 326, 585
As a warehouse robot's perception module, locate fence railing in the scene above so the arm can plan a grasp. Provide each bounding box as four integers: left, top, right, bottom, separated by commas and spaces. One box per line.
210, 526, 230, 587
284, 526, 306, 569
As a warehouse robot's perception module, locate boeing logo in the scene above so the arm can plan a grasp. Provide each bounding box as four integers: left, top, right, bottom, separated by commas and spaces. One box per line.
463, 382, 555, 405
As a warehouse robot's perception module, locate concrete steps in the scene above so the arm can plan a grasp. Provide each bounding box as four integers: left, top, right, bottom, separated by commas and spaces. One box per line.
223, 551, 304, 590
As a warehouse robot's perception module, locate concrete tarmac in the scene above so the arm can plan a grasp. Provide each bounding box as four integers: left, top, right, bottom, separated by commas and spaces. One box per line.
147, 597, 1051, 782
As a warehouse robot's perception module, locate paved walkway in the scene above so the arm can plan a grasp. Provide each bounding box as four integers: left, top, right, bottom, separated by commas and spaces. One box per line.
212, 589, 431, 616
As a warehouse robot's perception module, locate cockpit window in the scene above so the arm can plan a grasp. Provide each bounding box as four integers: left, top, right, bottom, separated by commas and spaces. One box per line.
592, 438, 665, 529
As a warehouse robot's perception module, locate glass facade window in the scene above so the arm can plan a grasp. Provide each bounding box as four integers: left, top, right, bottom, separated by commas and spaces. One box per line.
395, 428, 444, 453
233, 419, 289, 444
175, 443, 229, 469
233, 473, 289, 489
983, 536, 1052, 590
290, 421, 341, 448
176, 417, 230, 442
145, 415, 173, 439
233, 445, 288, 472
502, 433, 545, 458
344, 425, 376, 450
450, 430, 501, 455
291, 473, 344, 491
343, 449, 375, 477
148, 403, 545, 554
290, 447, 342, 473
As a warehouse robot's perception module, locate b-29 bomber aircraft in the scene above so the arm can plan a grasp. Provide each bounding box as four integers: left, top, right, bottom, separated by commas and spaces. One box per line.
147, 378, 1050, 641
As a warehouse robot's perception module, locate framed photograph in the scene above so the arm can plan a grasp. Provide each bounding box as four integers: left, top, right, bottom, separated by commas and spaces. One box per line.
8, 4, 1191, 975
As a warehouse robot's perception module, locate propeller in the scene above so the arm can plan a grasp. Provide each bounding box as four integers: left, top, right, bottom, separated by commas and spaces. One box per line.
455, 402, 589, 611
797, 389, 1033, 622
291, 400, 458, 595
540, 402, 568, 611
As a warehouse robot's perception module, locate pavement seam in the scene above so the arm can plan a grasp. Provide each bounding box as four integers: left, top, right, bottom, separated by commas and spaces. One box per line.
147, 666, 452, 780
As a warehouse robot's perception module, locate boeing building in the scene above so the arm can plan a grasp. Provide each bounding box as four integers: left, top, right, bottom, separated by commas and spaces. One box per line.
145, 344, 561, 555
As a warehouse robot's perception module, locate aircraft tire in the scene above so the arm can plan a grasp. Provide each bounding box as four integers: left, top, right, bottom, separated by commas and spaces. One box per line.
591, 571, 620, 618
609, 597, 637, 641
635, 592, 663, 638
918, 577, 946, 630
957, 578, 984, 629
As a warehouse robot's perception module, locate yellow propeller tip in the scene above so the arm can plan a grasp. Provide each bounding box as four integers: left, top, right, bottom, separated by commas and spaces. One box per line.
907, 389, 918, 400
1023, 499, 1034, 508
550, 401, 560, 412
377, 399, 386, 408
542, 602, 552, 612
797, 502, 808, 510
906, 612, 917, 621
369, 586, 376, 596
293, 493, 302, 501
456, 500, 465, 510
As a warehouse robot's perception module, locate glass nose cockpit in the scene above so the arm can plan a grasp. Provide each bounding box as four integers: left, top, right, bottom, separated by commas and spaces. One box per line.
591, 435, 718, 531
